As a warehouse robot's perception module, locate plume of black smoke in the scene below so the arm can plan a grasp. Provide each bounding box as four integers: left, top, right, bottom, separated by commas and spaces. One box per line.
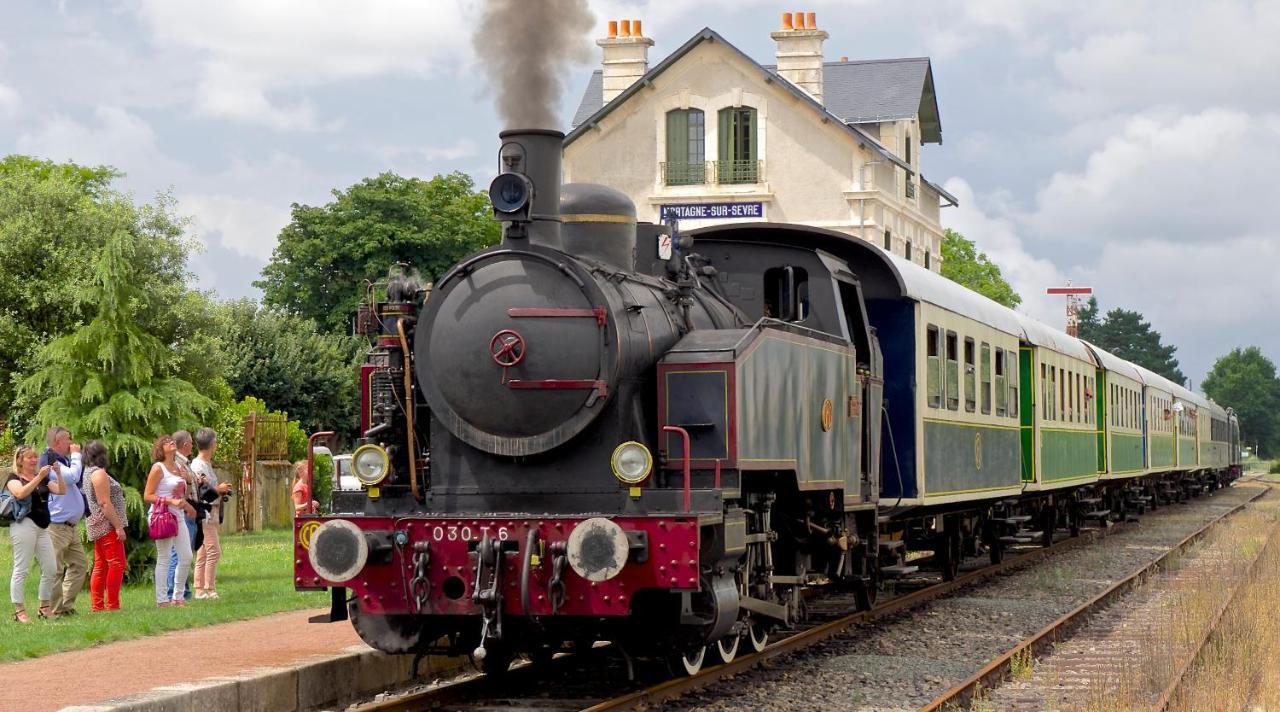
473, 0, 596, 129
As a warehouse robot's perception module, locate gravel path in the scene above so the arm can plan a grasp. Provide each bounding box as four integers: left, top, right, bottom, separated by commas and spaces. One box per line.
668, 483, 1263, 712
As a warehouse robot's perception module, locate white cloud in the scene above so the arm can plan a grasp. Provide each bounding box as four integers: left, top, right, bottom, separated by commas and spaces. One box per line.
1028, 109, 1280, 256
131, 0, 474, 130
0, 82, 19, 116
942, 178, 1067, 327
14, 105, 185, 181
181, 193, 290, 262
1050, 2, 1280, 118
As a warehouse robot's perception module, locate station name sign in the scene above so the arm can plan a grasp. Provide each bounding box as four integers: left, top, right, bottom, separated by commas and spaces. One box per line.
659, 202, 763, 220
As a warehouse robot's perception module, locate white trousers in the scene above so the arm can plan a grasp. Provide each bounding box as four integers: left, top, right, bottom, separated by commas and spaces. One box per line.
153, 514, 192, 603
9, 518, 57, 605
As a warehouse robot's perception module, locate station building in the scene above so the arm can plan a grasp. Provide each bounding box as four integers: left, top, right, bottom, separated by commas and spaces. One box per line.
563, 13, 957, 273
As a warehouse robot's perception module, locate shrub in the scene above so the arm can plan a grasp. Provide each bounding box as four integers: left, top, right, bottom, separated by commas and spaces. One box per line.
1269, 460, 1280, 475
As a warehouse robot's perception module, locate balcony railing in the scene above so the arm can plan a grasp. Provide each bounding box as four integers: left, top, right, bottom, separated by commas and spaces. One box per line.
659, 159, 765, 186
662, 161, 706, 186
715, 159, 762, 184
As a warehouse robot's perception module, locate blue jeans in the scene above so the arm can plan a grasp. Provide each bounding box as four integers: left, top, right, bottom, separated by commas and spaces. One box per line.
167, 517, 198, 600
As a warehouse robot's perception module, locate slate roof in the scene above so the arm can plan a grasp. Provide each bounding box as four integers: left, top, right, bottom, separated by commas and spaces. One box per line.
569, 35, 941, 143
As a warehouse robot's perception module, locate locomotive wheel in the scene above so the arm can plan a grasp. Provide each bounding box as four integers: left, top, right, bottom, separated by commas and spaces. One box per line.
855, 576, 878, 611
745, 618, 769, 653
667, 646, 706, 676
479, 643, 516, 676
935, 532, 959, 582
347, 601, 430, 654
528, 643, 558, 666
713, 634, 740, 663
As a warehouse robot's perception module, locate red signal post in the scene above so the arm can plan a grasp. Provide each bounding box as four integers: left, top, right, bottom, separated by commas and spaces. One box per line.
1046, 282, 1093, 337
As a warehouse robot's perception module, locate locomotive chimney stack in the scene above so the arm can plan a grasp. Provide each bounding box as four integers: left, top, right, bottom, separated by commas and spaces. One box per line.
492, 129, 565, 249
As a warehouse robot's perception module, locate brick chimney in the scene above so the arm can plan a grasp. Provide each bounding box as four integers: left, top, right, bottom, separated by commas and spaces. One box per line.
771, 11, 828, 103
597, 19, 654, 104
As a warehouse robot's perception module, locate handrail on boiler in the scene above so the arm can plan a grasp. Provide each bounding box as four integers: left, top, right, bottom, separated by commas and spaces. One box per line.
662, 425, 692, 512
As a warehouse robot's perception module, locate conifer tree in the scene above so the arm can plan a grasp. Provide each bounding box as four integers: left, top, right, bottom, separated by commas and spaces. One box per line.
19, 210, 214, 490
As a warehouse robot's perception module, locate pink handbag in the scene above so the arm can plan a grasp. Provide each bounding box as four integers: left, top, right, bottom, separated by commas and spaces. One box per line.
148, 500, 178, 540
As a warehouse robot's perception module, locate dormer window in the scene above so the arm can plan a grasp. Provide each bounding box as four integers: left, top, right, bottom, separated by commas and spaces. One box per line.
664, 109, 706, 185
718, 107, 758, 183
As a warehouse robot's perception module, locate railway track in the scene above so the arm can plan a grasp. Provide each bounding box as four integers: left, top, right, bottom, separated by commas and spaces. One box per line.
922, 481, 1270, 711
348, 482, 1267, 712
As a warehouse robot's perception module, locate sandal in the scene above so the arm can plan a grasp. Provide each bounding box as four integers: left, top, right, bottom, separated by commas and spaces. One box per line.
36, 605, 52, 620
13, 609, 30, 624
170, 599, 187, 608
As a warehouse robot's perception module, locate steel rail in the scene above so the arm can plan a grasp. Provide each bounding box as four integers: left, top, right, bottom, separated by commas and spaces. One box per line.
920, 485, 1269, 712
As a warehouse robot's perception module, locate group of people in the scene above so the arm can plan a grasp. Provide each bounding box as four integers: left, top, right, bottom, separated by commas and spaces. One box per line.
6, 426, 232, 621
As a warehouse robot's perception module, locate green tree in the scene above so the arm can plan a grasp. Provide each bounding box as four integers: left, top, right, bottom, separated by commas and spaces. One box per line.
1202, 347, 1280, 456
17, 212, 215, 490
1076, 297, 1186, 385
939, 228, 1022, 308
256, 171, 499, 332
0, 156, 212, 427
215, 300, 363, 437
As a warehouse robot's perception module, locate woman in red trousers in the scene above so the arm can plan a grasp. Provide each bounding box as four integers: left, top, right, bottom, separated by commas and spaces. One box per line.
81, 441, 126, 611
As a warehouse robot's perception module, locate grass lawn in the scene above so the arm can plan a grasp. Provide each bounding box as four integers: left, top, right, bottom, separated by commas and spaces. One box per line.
0, 527, 325, 662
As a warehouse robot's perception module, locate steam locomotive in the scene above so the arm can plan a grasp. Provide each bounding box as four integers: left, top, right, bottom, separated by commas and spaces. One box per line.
295, 128, 1242, 676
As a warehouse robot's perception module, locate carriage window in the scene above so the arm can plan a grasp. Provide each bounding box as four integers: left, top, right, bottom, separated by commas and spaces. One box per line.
1067, 372, 1074, 422
1008, 350, 1019, 418
981, 342, 992, 415
926, 325, 941, 408
1058, 367, 1065, 422
945, 331, 959, 411
1041, 364, 1049, 420
964, 337, 976, 413
763, 266, 809, 322
994, 349, 1007, 416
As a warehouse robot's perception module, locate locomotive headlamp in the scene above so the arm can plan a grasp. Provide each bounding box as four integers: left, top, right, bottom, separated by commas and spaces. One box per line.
610, 441, 653, 484
489, 172, 533, 219
351, 443, 391, 486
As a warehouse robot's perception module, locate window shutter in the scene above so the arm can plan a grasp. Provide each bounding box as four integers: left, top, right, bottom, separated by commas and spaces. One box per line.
666, 111, 689, 165
744, 108, 757, 162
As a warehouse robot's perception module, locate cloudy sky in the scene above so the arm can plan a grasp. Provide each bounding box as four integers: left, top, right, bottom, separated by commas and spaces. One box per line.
1, 0, 1277, 385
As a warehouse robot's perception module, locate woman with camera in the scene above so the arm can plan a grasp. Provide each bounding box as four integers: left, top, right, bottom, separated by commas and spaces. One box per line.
6, 444, 67, 622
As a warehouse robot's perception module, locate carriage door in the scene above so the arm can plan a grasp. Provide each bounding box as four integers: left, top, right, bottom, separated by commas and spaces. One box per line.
1019, 346, 1036, 483
1095, 368, 1107, 474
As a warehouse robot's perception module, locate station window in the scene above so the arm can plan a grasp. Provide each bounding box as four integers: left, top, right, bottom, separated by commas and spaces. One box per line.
664, 109, 706, 185
964, 337, 976, 413
906, 241, 914, 262
763, 266, 809, 322
1007, 350, 1019, 418
718, 107, 759, 183
925, 250, 932, 270
884, 229, 892, 251
926, 325, 941, 408
994, 349, 1007, 416
945, 331, 959, 411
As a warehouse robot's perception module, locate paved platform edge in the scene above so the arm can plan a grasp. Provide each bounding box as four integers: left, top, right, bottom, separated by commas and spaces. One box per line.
57, 646, 468, 712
